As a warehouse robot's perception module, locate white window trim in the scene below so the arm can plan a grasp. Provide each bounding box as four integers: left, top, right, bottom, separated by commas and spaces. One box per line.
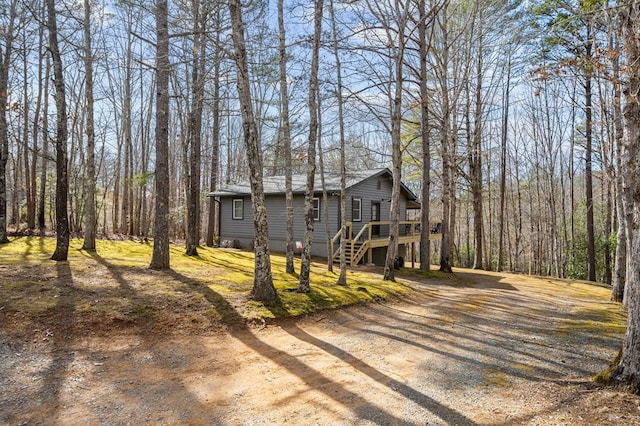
352, 198, 362, 222
312, 197, 321, 222
232, 198, 244, 220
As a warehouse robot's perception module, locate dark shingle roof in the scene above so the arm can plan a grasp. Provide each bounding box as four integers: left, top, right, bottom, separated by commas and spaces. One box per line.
209, 168, 417, 201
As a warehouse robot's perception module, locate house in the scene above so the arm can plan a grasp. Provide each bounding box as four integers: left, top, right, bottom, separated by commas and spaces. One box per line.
208, 168, 442, 267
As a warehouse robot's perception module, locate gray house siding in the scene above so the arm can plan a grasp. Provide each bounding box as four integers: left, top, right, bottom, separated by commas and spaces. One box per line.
218, 193, 341, 258
263, 193, 339, 257
219, 195, 254, 241
345, 174, 407, 238
213, 169, 418, 263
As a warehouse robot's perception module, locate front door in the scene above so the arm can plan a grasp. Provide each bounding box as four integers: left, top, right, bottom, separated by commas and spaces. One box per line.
371, 202, 380, 237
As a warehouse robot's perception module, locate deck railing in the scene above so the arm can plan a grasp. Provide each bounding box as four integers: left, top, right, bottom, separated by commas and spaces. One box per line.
330, 220, 442, 266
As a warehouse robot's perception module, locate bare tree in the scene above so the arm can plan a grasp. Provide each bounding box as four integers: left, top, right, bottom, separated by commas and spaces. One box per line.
228, 0, 277, 303
185, 0, 208, 256
38, 56, 51, 232
81, 0, 97, 251
150, 0, 171, 270
205, 8, 222, 248
416, 0, 435, 272
31, 5, 45, 233
610, 21, 627, 302
606, 0, 640, 390
469, 2, 483, 271
121, 11, 134, 236
47, 0, 70, 261
497, 52, 512, 272
278, 0, 295, 274
584, 21, 596, 282
381, 0, 409, 282
298, 0, 324, 293
329, 0, 348, 285
436, 0, 453, 273
21, 31, 34, 231
0, 0, 19, 244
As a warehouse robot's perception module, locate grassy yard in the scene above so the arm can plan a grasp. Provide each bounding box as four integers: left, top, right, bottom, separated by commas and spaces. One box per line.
0, 237, 413, 329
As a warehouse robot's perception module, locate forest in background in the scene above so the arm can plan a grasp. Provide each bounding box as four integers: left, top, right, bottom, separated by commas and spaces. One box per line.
0, 0, 629, 283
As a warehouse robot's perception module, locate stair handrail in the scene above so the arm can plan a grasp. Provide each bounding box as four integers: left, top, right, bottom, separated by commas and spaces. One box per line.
349, 223, 370, 265
331, 222, 352, 260
352, 223, 369, 244
351, 239, 370, 265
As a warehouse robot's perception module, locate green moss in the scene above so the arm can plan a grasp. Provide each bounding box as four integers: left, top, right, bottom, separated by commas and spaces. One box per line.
593, 349, 622, 383
0, 236, 631, 348
557, 305, 627, 338
2, 281, 38, 291
3, 237, 417, 324
482, 369, 510, 387
10, 297, 59, 313
398, 267, 460, 282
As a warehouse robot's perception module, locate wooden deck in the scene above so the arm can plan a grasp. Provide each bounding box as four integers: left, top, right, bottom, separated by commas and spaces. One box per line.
330, 221, 442, 266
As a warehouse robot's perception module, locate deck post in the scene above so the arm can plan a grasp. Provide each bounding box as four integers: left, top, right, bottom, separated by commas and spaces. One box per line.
367, 224, 372, 265
411, 242, 415, 268
350, 241, 354, 267
330, 238, 334, 264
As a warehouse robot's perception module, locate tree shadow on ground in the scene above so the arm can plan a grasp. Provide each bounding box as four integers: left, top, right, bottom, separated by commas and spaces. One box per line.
167, 268, 475, 425
391, 266, 519, 292
26, 260, 78, 425
0, 253, 226, 425
280, 320, 477, 424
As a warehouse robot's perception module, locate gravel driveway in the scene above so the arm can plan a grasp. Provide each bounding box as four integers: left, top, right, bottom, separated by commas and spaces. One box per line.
1, 268, 637, 425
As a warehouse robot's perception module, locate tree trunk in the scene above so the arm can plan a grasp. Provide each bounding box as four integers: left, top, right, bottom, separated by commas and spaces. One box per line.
278, 0, 295, 274
440, 130, 453, 273
206, 15, 221, 248
0, 0, 18, 243
418, 0, 432, 272
437, 2, 452, 273
47, 0, 70, 261
610, 1, 640, 389
112, 145, 121, 233
382, 0, 408, 282
22, 42, 34, 230
329, 0, 348, 285
38, 55, 50, 232
31, 14, 44, 232
471, 11, 483, 271
82, 0, 97, 251
497, 54, 511, 272
186, 0, 207, 256
228, 0, 277, 303
139, 77, 153, 239
612, 33, 626, 302
121, 21, 133, 236
150, 0, 171, 270
317, 96, 332, 272
585, 25, 596, 282
298, 0, 324, 293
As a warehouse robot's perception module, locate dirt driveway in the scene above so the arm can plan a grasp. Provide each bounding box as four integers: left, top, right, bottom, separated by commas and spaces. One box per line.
2, 268, 638, 425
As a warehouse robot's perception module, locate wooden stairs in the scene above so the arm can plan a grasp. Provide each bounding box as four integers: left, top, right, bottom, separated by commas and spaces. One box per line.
329, 221, 442, 267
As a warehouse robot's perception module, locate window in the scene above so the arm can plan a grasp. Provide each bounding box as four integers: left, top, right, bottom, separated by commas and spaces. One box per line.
352, 197, 362, 222
232, 198, 244, 220
312, 197, 321, 221
371, 201, 380, 221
